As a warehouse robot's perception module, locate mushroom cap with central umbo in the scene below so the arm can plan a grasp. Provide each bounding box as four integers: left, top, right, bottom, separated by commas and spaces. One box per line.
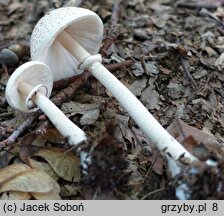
30, 7, 104, 81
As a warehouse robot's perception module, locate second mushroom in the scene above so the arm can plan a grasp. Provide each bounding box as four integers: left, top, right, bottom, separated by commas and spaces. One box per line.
5, 61, 87, 145
30, 7, 197, 162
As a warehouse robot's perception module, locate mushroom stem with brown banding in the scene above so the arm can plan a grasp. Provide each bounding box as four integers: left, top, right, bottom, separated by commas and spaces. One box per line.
5, 61, 87, 145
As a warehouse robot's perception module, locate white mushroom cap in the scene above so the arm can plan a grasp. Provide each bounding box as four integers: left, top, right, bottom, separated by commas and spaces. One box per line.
5, 61, 53, 113
30, 7, 104, 81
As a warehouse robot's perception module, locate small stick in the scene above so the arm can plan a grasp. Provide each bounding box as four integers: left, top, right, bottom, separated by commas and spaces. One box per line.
100, 32, 118, 58
53, 60, 133, 90
176, 1, 222, 10
180, 56, 197, 88
0, 114, 39, 148
143, 53, 168, 61
105, 59, 133, 71
53, 60, 134, 105
100, 0, 121, 57
199, 8, 224, 27
111, 0, 122, 26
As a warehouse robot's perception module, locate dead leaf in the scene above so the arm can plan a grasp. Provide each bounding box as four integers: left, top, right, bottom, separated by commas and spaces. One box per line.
31, 148, 80, 182
128, 77, 147, 96
0, 163, 30, 184
160, 67, 172, 75
215, 52, 224, 70
0, 168, 60, 194
0, 150, 17, 169
61, 101, 101, 116
8, 2, 23, 15
141, 86, 161, 110
131, 63, 144, 77
28, 159, 59, 181
126, 162, 143, 186
116, 114, 137, 149
0, 191, 31, 200
32, 127, 65, 146
19, 133, 38, 164
80, 109, 100, 126
60, 184, 81, 197
167, 82, 185, 100
18, 129, 66, 164
31, 191, 61, 200
167, 118, 223, 155
192, 69, 208, 79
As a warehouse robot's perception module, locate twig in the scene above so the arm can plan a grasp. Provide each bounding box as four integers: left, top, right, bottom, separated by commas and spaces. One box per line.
140, 56, 150, 76
52, 71, 90, 105
180, 56, 197, 88
100, 31, 119, 58
199, 8, 224, 27
106, 59, 133, 71
143, 53, 168, 61
0, 114, 39, 148
111, 0, 122, 26
176, 1, 223, 10
100, 0, 121, 57
53, 60, 134, 90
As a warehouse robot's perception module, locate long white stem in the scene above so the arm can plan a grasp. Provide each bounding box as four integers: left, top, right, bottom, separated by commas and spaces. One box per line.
18, 82, 87, 145
89, 63, 196, 161
57, 31, 197, 162
35, 93, 87, 145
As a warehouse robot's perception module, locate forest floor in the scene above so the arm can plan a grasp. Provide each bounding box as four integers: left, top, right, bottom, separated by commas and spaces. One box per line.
0, 0, 223, 200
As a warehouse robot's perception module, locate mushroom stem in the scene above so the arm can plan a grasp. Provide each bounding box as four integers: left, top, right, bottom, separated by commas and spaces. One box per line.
57, 31, 90, 63
18, 82, 87, 145
57, 31, 197, 162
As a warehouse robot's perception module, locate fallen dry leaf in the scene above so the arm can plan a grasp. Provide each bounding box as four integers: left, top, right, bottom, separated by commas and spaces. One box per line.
61, 101, 101, 116
0, 191, 31, 200
28, 158, 59, 181
215, 52, 224, 70
141, 86, 161, 110
80, 109, 100, 126
43, 127, 65, 143
31, 191, 61, 200
19, 132, 38, 164
167, 118, 223, 156
0, 163, 30, 184
168, 118, 221, 146
116, 114, 137, 149
0, 168, 60, 194
60, 184, 81, 197
30, 147, 80, 182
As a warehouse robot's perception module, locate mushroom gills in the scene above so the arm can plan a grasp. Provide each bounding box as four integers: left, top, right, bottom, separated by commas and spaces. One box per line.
56, 30, 90, 64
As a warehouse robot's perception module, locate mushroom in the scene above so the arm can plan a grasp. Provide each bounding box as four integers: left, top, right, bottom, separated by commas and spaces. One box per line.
5, 61, 86, 145
30, 7, 197, 162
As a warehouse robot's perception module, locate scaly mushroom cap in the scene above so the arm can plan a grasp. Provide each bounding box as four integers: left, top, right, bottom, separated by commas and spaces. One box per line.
30, 7, 104, 81
5, 61, 53, 113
